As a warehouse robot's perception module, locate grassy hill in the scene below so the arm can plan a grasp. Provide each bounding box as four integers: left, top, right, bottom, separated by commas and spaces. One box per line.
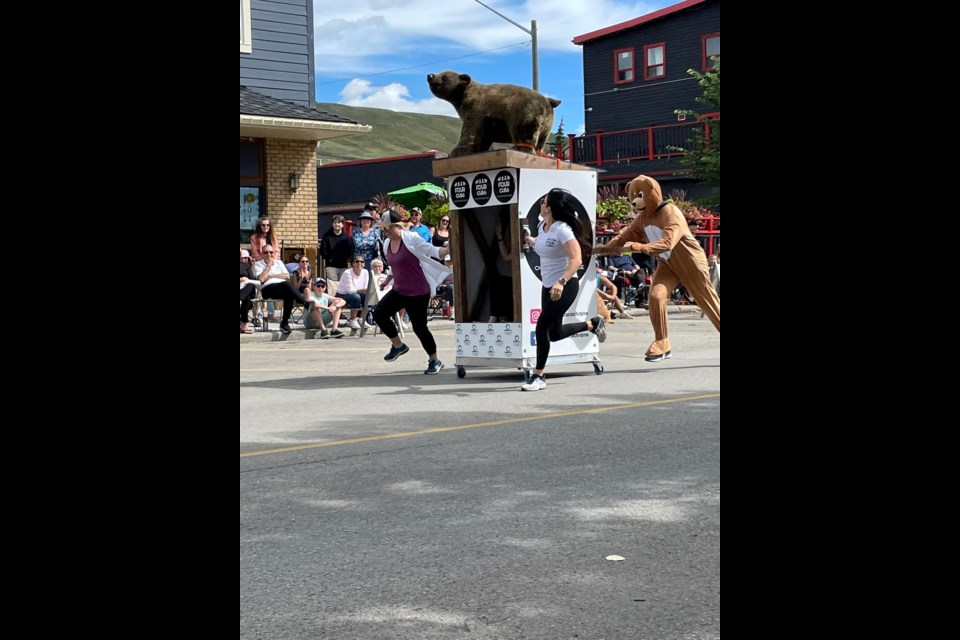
314, 102, 463, 164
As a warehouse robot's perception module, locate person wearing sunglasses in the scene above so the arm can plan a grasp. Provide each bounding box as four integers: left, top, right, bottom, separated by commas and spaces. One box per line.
292, 256, 313, 294
335, 255, 370, 333
351, 211, 381, 275
407, 207, 432, 243
252, 246, 307, 334
431, 214, 451, 263
302, 278, 346, 338
374, 210, 452, 374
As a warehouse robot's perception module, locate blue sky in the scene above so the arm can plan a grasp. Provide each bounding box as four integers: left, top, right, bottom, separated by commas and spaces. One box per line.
314, 0, 676, 136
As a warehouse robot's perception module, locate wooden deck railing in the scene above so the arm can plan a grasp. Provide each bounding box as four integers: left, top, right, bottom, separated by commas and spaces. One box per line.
565, 116, 718, 167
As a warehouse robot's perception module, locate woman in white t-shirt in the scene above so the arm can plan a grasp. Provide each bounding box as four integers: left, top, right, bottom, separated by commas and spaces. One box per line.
520, 188, 606, 392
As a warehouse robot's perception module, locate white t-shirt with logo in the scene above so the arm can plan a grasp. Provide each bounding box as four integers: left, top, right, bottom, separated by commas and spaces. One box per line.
534, 220, 576, 288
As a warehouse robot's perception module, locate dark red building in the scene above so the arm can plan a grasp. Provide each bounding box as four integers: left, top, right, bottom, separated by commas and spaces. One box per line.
572, 0, 720, 206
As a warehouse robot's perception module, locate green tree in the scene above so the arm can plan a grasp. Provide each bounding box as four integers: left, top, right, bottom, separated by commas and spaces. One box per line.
673, 58, 720, 187
553, 118, 568, 160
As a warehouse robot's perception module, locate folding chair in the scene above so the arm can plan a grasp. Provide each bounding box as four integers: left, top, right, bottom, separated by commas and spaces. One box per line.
364, 277, 404, 338
426, 285, 447, 320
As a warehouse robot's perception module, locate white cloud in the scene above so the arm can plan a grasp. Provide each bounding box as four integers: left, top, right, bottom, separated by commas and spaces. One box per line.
314, 2, 669, 124
314, 1, 661, 69
339, 79, 459, 117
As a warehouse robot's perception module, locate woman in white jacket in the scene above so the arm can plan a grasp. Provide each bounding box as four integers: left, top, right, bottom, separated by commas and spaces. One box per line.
375, 210, 453, 374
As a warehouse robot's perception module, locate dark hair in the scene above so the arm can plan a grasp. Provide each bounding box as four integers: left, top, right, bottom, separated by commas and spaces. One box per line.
252, 216, 278, 247
544, 188, 583, 239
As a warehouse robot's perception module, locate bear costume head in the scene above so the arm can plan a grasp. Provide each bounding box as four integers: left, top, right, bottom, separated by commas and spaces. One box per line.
626, 175, 665, 217
427, 70, 561, 156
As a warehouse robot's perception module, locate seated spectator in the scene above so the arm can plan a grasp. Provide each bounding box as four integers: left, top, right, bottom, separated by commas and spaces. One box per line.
439, 262, 455, 319
608, 253, 642, 291
632, 251, 656, 278
252, 247, 307, 334
291, 255, 313, 294
337, 255, 370, 331
368, 258, 392, 304
596, 266, 631, 319
303, 278, 346, 339
240, 249, 258, 333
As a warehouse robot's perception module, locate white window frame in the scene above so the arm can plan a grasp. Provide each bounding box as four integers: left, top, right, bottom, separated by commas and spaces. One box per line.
240, 0, 252, 53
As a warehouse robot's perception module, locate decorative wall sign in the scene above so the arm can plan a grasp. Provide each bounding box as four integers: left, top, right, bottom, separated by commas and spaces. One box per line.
448, 168, 518, 210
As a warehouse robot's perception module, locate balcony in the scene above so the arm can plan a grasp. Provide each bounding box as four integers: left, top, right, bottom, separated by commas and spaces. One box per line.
564, 116, 718, 175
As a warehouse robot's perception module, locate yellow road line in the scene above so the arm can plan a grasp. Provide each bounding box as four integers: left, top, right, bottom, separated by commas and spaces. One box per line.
240, 393, 719, 458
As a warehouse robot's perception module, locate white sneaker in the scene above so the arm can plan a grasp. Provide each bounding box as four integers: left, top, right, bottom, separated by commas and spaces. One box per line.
348, 319, 361, 330
520, 376, 546, 391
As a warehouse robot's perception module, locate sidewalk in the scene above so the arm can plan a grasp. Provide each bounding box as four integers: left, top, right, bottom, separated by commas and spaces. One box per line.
239, 305, 704, 344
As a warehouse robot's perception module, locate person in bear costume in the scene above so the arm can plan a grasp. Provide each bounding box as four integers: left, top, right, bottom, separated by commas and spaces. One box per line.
595, 175, 720, 361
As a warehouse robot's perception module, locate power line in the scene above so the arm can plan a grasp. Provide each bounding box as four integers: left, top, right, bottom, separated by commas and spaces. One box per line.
315, 41, 529, 86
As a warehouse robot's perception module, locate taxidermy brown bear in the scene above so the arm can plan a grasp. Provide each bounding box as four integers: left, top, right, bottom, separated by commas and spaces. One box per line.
427, 70, 561, 156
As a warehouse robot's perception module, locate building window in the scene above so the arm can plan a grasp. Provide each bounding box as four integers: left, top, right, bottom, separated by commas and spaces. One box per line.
703, 33, 720, 70
614, 48, 635, 84
644, 43, 665, 80
240, 0, 252, 53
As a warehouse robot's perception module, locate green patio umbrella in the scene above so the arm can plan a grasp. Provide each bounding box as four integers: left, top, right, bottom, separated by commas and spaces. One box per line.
387, 182, 447, 209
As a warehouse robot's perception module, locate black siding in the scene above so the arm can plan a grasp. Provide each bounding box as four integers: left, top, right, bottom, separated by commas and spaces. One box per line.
581, 0, 719, 133
316, 155, 445, 235
317, 157, 443, 207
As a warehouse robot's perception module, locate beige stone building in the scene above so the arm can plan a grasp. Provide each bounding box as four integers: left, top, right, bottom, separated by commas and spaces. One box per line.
241, 88, 371, 266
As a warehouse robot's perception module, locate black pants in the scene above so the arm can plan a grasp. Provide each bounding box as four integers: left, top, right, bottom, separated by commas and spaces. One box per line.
260, 281, 306, 323
535, 278, 588, 371
240, 283, 258, 322
373, 289, 436, 355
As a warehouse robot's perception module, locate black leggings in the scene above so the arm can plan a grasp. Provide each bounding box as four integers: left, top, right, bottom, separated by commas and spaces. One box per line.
535, 278, 588, 370
240, 283, 258, 322
373, 289, 437, 355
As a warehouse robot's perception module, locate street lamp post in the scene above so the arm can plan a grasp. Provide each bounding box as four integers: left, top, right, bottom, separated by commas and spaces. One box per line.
473, 0, 538, 91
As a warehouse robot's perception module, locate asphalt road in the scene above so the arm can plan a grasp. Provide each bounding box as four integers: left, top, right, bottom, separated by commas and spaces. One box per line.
241, 313, 720, 639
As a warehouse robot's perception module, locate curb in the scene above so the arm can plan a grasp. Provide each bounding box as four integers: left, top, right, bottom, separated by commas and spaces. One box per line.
240, 307, 703, 345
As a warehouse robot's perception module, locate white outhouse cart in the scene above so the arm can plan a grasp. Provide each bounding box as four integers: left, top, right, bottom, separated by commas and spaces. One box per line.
433, 151, 604, 381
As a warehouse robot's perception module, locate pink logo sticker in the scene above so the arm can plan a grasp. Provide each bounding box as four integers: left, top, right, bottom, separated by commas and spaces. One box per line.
530, 309, 541, 323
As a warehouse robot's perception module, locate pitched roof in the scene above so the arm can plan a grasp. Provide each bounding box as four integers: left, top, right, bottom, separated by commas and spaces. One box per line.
240, 86, 372, 141
240, 86, 360, 124
572, 0, 709, 45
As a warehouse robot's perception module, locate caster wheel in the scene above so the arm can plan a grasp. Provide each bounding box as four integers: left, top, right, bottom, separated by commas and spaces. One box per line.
593, 362, 604, 375
456, 366, 466, 379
